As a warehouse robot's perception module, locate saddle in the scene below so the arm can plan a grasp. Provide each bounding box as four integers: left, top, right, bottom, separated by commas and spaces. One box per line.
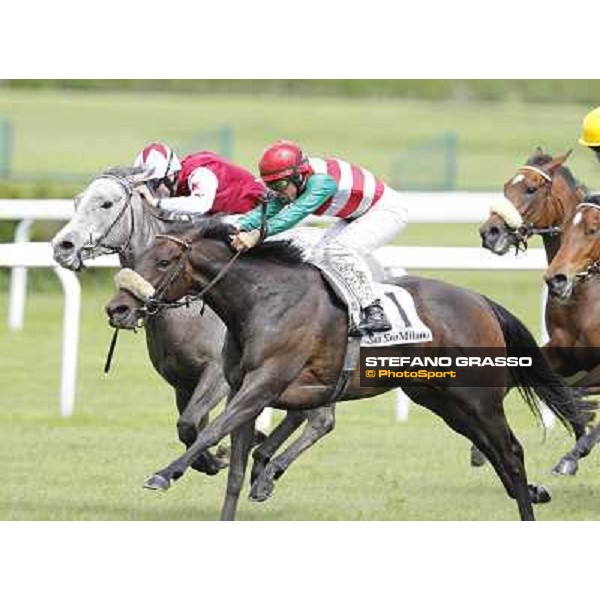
313, 260, 433, 403
315, 261, 432, 347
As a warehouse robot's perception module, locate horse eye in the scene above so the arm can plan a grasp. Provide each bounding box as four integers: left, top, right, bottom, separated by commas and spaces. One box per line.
101, 201, 114, 209
157, 259, 170, 269
525, 186, 537, 195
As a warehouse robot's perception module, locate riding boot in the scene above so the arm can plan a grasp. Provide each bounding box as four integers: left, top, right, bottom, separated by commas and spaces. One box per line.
314, 240, 392, 334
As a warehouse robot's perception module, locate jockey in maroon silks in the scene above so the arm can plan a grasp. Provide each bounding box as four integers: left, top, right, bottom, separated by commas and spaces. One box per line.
133, 142, 265, 216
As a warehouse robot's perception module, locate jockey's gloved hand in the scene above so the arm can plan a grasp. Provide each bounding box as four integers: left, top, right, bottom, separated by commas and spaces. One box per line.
230, 230, 261, 252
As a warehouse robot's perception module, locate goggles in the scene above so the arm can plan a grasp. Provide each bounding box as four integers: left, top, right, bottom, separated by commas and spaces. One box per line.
266, 179, 291, 193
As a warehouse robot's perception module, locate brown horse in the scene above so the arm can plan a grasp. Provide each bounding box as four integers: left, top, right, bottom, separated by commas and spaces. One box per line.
480, 149, 584, 261
104, 218, 594, 520
479, 148, 600, 474
543, 196, 600, 473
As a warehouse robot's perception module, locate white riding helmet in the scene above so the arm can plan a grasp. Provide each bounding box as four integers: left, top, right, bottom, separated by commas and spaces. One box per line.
133, 143, 182, 179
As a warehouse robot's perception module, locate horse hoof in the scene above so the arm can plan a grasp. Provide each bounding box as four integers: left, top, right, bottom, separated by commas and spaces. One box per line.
551, 457, 578, 477
470, 446, 487, 468
248, 485, 273, 503
143, 473, 171, 491
528, 483, 552, 504
249, 476, 275, 503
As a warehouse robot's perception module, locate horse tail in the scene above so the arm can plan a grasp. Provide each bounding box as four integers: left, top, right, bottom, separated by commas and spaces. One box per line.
483, 296, 597, 435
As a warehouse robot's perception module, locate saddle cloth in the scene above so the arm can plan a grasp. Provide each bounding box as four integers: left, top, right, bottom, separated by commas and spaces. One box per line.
361, 283, 433, 346
316, 262, 432, 347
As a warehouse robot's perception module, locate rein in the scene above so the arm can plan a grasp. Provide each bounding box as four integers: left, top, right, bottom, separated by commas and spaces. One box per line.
106, 233, 242, 372
148, 192, 271, 308
139, 234, 243, 317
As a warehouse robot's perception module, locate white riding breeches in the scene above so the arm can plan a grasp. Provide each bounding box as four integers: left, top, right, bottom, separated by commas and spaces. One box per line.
316, 186, 409, 253
310, 186, 408, 309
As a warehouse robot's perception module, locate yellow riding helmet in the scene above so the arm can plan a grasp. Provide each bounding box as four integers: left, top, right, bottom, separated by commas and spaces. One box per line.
579, 107, 600, 147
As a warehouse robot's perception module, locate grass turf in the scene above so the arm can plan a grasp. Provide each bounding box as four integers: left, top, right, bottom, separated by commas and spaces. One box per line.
1, 276, 599, 521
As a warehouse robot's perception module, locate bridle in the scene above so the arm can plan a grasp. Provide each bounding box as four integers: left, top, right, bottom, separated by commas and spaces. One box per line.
79, 174, 138, 264
508, 165, 562, 252
78, 172, 196, 266
142, 234, 193, 315
138, 234, 243, 318
104, 215, 244, 374
105, 194, 269, 372
136, 192, 269, 319
138, 190, 271, 316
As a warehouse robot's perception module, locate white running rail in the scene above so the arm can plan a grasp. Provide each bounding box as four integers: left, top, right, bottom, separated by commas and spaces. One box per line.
0, 194, 554, 426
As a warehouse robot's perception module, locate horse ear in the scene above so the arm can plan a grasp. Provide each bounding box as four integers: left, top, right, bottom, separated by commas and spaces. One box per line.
128, 164, 156, 184
545, 149, 573, 173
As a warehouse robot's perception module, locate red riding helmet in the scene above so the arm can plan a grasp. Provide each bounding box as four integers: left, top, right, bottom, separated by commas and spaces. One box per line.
258, 140, 311, 182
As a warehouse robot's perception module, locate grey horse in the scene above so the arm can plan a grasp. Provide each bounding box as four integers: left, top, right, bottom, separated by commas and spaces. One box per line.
51, 166, 230, 474
51, 166, 334, 490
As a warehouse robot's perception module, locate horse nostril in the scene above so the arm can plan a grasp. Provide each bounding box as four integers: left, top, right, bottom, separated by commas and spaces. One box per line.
106, 304, 130, 318
484, 226, 500, 242
59, 240, 75, 252
546, 273, 567, 290
480, 225, 500, 246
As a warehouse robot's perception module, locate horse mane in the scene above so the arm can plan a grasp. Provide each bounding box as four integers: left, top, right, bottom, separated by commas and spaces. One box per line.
166, 215, 307, 265
526, 151, 588, 195
100, 165, 146, 179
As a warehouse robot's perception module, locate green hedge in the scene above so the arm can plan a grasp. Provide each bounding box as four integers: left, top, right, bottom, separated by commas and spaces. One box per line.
6, 79, 600, 105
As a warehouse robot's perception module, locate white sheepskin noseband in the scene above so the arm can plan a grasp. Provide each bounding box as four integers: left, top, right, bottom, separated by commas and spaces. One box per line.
489, 197, 524, 229
114, 268, 156, 301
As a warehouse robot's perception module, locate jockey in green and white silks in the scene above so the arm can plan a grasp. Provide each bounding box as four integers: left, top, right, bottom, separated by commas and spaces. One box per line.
230, 140, 409, 334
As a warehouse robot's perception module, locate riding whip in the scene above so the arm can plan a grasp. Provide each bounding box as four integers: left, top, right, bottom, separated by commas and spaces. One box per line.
259, 194, 269, 243
103, 328, 120, 374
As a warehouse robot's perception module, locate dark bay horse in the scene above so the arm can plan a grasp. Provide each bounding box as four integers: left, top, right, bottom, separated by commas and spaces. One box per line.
51, 167, 230, 474
544, 197, 600, 474
479, 149, 600, 474
105, 217, 594, 520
